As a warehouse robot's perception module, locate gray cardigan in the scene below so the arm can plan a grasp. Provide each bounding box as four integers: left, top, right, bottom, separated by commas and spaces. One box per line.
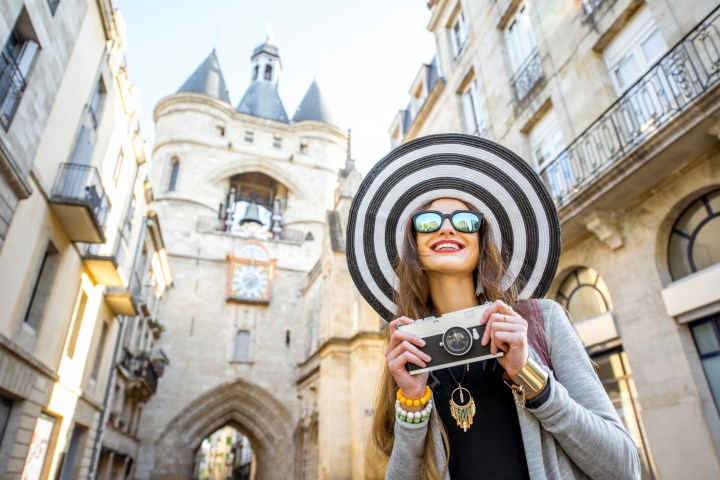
386, 300, 641, 479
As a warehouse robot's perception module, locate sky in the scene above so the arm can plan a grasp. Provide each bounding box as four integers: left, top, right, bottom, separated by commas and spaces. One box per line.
115, 0, 437, 174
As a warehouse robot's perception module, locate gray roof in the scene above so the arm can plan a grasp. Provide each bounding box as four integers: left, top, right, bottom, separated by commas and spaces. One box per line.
177, 50, 231, 104
292, 80, 337, 126
236, 81, 289, 123
253, 42, 280, 59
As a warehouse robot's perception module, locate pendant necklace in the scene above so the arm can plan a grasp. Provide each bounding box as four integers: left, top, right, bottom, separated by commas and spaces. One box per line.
448, 364, 476, 432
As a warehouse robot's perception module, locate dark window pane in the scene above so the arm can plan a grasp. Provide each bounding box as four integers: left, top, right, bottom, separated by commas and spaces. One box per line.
693, 217, 720, 272
668, 233, 691, 279
675, 201, 707, 235
691, 320, 720, 355
701, 355, 720, 412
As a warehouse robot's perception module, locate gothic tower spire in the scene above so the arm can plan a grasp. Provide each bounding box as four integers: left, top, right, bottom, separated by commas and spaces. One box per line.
236, 33, 289, 122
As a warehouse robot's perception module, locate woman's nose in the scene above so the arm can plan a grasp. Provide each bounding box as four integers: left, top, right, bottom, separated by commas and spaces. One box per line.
438, 217, 455, 234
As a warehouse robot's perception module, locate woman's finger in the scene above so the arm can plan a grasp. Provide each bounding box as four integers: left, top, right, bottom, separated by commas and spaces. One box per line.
387, 340, 431, 366
388, 349, 428, 372
386, 329, 427, 355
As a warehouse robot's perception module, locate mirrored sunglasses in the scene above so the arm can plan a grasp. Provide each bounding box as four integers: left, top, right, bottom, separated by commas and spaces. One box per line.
412, 210, 483, 233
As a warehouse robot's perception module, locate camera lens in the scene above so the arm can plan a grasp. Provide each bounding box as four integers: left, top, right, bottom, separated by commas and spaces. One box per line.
442, 326, 472, 356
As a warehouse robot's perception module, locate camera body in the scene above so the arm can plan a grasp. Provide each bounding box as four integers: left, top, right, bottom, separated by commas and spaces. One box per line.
398, 304, 504, 374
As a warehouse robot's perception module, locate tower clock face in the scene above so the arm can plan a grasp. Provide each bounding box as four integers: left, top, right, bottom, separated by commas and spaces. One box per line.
230, 264, 270, 302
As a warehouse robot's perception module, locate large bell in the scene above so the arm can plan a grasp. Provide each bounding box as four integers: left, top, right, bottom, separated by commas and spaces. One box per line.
240, 201, 264, 226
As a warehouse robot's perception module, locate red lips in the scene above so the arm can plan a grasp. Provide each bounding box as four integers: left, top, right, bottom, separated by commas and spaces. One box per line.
430, 239, 465, 251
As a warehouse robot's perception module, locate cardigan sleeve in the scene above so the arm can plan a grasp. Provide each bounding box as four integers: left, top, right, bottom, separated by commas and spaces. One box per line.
529, 300, 641, 480
385, 415, 430, 479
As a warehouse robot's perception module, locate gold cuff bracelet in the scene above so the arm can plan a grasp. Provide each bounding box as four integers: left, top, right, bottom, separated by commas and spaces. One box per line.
504, 357, 549, 408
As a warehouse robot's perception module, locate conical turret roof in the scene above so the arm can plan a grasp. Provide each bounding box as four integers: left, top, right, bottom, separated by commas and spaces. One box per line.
177, 50, 231, 104
236, 81, 289, 123
292, 79, 337, 126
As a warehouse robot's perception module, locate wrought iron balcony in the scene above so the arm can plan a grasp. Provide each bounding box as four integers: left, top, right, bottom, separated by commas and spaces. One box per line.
105, 271, 142, 316
0, 50, 27, 129
582, 0, 617, 18
540, 6, 720, 208
120, 350, 159, 401
510, 48, 544, 106
49, 163, 110, 243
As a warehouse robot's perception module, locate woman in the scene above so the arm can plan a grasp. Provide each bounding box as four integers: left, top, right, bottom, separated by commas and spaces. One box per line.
346, 134, 640, 479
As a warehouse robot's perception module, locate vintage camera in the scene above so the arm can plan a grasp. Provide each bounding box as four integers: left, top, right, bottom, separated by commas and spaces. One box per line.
398, 304, 504, 374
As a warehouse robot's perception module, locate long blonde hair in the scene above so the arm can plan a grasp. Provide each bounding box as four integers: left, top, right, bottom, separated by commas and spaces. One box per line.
369, 200, 523, 479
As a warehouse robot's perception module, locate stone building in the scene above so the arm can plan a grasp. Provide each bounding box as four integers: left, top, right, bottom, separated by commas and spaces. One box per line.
390, 0, 720, 478
0, 1, 172, 479
136, 39, 383, 479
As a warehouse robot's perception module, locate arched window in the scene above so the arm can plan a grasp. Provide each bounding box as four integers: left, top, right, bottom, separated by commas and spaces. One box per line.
168, 158, 180, 192
264, 64, 273, 81
668, 189, 720, 280
253, 64, 259, 81
556, 267, 612, 321
234, 330, 251, 361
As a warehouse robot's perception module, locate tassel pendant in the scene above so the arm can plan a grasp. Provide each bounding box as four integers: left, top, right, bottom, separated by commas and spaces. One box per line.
449, 386, 476, 432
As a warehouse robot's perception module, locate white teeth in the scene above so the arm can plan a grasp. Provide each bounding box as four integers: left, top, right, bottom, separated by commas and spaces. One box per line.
433, 243, 460, 251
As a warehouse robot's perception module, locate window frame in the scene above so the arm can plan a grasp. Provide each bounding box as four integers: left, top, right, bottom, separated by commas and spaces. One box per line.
233, 330, 252, 362
460, 76, 487, 137
448, 8, 468, 59
602, 6, 668, 94
667, 190, 720, 280
503, 4, 538, 73
168, 158, 180, 192
555, 266, 612, 322
0, 8, 41, 129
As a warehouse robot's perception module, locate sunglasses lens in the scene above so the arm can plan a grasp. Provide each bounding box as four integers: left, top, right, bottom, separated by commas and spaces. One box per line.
414, 212, 442, 233
452, 212, 481, 232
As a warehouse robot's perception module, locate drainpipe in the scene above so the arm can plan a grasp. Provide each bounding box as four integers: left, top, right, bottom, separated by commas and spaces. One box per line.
88, 216, 149, 479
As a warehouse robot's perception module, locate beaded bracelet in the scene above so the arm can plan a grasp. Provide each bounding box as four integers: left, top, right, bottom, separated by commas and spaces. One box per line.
396, 398, 433, 424
396, 385, 432, 408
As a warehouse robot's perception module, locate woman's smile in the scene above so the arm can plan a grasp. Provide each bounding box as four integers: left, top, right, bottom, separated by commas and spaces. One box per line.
430, 239, 465, 252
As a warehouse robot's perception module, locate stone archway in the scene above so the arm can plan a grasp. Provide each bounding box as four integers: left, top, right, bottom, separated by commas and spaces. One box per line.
147, 380, 294, 479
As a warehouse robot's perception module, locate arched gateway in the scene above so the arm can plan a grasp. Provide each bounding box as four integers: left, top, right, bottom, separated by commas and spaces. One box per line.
146, 380, 294, 479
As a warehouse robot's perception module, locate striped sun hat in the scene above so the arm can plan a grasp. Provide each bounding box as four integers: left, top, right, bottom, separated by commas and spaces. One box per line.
346, 134, 561, 321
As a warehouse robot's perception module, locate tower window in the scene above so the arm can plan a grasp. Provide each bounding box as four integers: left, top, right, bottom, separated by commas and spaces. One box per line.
299, 141, 308, 154
168, 158, 180, 192
264, 64, 273, 81
272, 136, 282, 149
253, 65, 259, 81
244, 131, 254, 143
234, 330, 251, 361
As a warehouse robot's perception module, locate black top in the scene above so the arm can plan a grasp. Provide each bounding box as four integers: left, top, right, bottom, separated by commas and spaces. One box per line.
432, 359, 531, 480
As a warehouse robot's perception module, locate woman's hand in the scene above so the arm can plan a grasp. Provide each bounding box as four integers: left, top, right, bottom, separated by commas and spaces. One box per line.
480, 300, 528, 377
386, 317, 430, 400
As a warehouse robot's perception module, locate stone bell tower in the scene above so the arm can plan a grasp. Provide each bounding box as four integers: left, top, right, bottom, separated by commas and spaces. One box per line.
135, 36, 383, 480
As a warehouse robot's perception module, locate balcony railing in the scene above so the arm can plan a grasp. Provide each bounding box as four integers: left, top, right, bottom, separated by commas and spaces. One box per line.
510, 48, 545, 106
49, 163, 110, 243
540, 6, 720, 207
120, 350, 158, 396
582, 0, 617, 19
196, 215, 306, 245
0, 50, 27, 129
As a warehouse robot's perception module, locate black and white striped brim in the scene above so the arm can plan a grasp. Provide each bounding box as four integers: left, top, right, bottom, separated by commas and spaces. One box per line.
346, 134, 561, 321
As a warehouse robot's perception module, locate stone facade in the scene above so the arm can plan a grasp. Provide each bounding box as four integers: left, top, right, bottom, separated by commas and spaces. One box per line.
136, 43, 383, 479
0, 1, 172, 479
391, 0, 720, 478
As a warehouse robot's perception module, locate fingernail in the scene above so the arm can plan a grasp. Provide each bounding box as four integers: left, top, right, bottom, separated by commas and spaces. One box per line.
419, 339, 426, 346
